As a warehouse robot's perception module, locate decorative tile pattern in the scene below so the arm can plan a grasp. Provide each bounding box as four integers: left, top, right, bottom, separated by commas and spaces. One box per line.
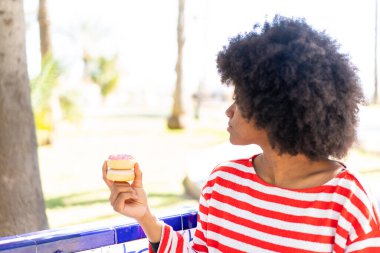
0, 208, 198, 253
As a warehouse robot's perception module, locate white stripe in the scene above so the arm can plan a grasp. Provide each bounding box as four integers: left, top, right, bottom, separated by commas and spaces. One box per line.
213, 182, 341, 220
207, 246, 223, 253
334, 233, 349, 251
211, 198, 336, 236
202, 185, 213, 196
212, 162, 344, 203
198, 210, 208, 224
207, 215, 332, 252
335, 180, 377, 231
212, 161, 252, 175
217, 162, 373, 209
165, 227, 174, 253
192, 234, 207, 252
337, 210, 358, 242
206, 230, 278, 253
219, 162, 375, 214
347, 236, 380, 251
168, 229, 179, 253
214, 167, 374, 230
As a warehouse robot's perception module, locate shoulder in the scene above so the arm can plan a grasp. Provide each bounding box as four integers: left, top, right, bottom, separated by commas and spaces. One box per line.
210, 157, 253, 175
333, 169, 380, 234
336, 169, 378, 202
200, 156, 255, 201
202, 155, 256, 189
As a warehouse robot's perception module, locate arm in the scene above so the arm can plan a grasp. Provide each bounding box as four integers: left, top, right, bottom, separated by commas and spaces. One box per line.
149, 185, 210, 252
102, 161, 162, 243
102, 161, 209, 252
346, 230, 380, 252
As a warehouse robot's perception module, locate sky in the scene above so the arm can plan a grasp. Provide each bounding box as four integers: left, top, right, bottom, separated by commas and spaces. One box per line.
24, 0, 378, 102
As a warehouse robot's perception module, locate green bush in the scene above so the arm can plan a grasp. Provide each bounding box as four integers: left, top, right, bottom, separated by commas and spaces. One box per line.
84, 54, 120, 98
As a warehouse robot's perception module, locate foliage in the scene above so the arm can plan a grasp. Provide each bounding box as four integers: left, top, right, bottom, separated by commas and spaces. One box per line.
31, 54, 83, 145
30, 53, 61, 133
58, 89, 83, 123
84, 54, 120, 98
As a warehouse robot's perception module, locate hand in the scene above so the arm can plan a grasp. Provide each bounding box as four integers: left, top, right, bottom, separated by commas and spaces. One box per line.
102, 161, 149, 220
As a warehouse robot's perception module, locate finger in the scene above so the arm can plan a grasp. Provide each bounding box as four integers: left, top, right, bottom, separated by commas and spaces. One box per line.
112, 192, 138, 212
102, 160, 112, 187
132, 162, 143, 188
109, 184, 136, 204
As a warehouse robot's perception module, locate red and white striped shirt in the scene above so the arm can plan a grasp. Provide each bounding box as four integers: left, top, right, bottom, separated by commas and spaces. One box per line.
151, 155, 380, 252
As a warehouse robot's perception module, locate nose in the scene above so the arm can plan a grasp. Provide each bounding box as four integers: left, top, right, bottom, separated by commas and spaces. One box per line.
225, 102, 235, 118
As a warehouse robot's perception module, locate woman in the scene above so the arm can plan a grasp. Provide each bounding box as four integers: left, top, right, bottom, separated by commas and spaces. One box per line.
103, 16, 380, 252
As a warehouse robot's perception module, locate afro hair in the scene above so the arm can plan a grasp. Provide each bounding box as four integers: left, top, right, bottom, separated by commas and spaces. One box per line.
217, 15, 365, 159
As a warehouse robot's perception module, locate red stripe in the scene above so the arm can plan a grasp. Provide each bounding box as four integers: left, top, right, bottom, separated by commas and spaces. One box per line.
194, 228, 206, 239
208, 205, 334, 244
350, 247, 380, 253
216, 175, 345, 211
157, 160, 380, 252
332, 242, 345, 253
207, 222, 327, 253
199, 202, 208, 216
212, 190, 337, 227
175, 231, 184, 253
158, 225, 171, 253
335, 224, 350, 246
210, 158, 253, 175
348, 231, 380, 252
206, 237, 246, 253
192, 243, 208, 252
339, 204, 365, 236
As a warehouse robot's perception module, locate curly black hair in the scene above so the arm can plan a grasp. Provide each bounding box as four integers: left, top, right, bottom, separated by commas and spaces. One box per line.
216, 15, 365, 160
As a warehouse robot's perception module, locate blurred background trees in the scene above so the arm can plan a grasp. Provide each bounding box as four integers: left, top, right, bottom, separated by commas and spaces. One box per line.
83, 53, 120, 100
38, 0, 51, 59
168, 0, 186, 129
30, 53, 61, 145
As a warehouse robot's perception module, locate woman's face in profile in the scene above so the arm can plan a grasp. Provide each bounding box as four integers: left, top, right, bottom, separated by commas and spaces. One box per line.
225, 101, 268, 147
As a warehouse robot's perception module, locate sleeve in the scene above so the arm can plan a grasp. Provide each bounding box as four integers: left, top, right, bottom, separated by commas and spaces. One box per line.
346, 230, 380, 253
148, 184, 211, 253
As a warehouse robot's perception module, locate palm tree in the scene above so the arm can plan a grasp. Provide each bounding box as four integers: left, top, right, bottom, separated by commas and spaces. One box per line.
38, 0, 52, 59
0, 0, 48, 236
168, 0, 186, 129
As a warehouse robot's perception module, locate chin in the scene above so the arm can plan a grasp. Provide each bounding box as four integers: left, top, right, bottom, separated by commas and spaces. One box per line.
229, 139, 245, 146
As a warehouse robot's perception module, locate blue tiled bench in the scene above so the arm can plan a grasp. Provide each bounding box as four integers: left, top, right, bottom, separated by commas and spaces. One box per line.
0, 208, 198, 253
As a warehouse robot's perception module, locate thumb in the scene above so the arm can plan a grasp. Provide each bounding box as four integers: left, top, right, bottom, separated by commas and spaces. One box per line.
132, 162, 143, 188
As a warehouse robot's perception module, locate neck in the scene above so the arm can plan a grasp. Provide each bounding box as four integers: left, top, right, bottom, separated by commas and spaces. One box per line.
253, 149, 342, 189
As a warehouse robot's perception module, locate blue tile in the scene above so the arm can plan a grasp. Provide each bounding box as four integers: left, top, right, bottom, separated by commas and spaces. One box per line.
114, 223, 146, 244
181, 211, 198, 230
19, 227, 115, 253
161, 215, 182, 231
0, 208, 199, 253
0, 236, 36, 253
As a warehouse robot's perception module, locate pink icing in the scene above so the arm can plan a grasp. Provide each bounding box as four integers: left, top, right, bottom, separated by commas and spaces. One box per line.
108, 154, 135, 160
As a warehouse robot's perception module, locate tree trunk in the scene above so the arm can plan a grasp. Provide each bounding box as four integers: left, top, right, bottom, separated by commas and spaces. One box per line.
168, 0, 185, 129
0, 0, 49, 236
38, 0, 51, 59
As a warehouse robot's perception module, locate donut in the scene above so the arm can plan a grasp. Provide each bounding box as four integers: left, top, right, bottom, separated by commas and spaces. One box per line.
106, 154, 136, 182
106, 169, 135, 182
